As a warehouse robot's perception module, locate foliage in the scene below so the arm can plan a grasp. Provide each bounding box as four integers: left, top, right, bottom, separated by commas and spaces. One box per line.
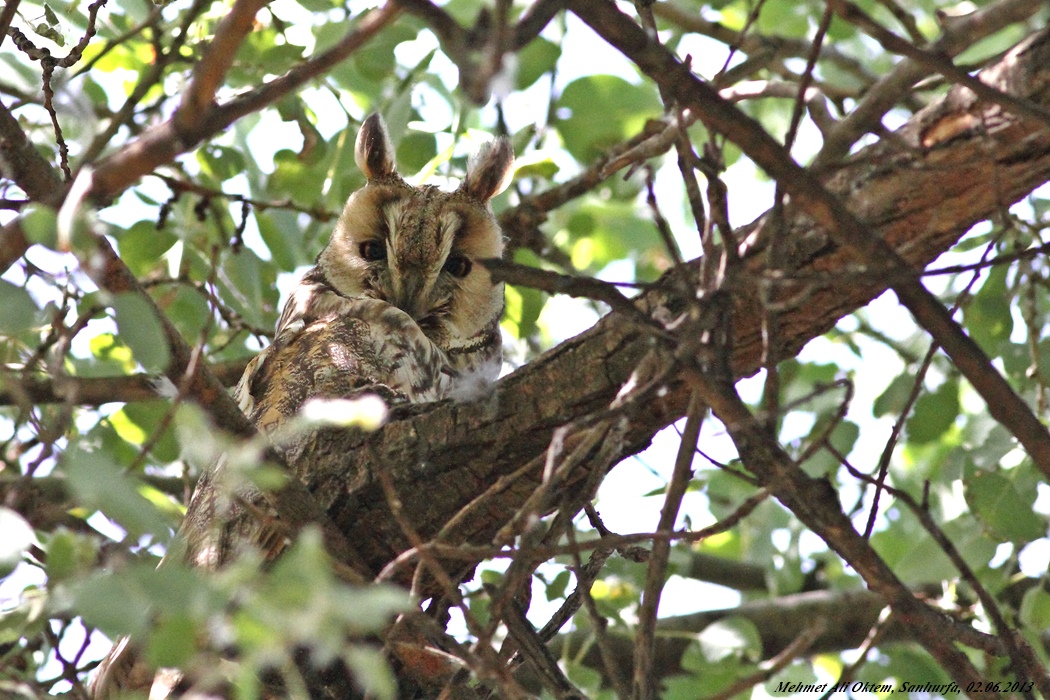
0, 0, 1049, 698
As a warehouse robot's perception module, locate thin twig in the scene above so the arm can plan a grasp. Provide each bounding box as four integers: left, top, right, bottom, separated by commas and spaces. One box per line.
0, 0, 20, 52
831, 0, 1050, 131
633, 394, 704, 700
87, 2, 400, 201
840, 455, 1039, 699
375, 464, 529, 698
813, 0, 1040, 167
703, 618, 827, 700
863, 231, 1004, 538
570, 0, 1050, 481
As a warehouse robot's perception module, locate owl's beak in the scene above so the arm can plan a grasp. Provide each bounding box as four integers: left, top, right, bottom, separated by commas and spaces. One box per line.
392, 274, 427, 320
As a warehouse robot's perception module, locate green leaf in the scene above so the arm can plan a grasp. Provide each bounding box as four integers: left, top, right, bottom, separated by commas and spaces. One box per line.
557, 75, 660, 162
442, 0, 483, 24
755, 0, 809, 37
866, 645, 950, 691
63, 444, 175, 539
873, 373, 914, 417
566, 664, 603, 698
198, 145, 247, 184
111, 292, 171, 373
83, 331, 136, 376
964, 264, 1012, 352
345, 647, 396, 700
236, 31, 304, 76
296, 0, 337, 10
0, 508, 34, 577
767, 663, 821, 696
21, 204, 59, 249
118, 220, 178, 277
353, 23, 417, 82
216, 248, 278, 330
545, 569, 571, 601
266, 148, 327, 207
69, 564, 156, 638
801, 420, 858, 477
43, 530, 99, 584
767, 559, 804, 597
0, 280, 39, 335
0, 588, 48, 645
676, 635, 749, 695
698, 617, 761, 663
480, 568, 505, 586
875, 514, 998, 586
513, 154, 560, 180
396, 131, 438, 175
515, 37, 560, 90
70, 560, 213, 646
503, 282, 546, 340
161, 284, 211, 341
147, 614, 198, 668
114, 402, 181, 463
1020, 587, 1050, 629
696, 529, 742, 560
905, 379, 959, 445
35, 23, 64, 46
44, 529, 76, 582
256, 210, 306, 273
559, 197, 661, 272
965, 471, 1046, 544
83, 40, 152, 73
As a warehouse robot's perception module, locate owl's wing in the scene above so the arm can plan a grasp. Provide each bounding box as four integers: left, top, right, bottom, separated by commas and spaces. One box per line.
242, 295, 452, 434
176, 295, 446, 565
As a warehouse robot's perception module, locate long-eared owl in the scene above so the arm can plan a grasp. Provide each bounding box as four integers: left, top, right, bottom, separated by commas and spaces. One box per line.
243, 113, 513, 434
90, 115, 513, 699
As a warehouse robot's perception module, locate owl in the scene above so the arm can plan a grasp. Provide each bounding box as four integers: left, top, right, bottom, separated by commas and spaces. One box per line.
242, 113, 513, 435
90, 115, 514, 699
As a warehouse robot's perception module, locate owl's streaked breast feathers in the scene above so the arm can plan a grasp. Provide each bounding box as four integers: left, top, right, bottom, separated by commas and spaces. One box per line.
239, 113, 513, 431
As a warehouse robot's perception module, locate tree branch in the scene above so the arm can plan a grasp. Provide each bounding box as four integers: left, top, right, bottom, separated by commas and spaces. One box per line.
0, 4, 401, 280
568, 0, 1050, 478
830, 0, 1050, 132
675, 363, 995, 695
0, 0, 21, 52
652, 0, 876, 89
812, 0, 1040, 167
0, 98, 65, 204
514, 0, 566, 49
633, 396, 704, 699
0, 360, 249, 407
86, 2, 399, 204
174, 0, 268, 131
544, 588, 964, 689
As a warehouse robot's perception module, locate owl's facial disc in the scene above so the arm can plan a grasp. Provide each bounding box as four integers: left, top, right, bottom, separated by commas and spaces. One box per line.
323, 182, 501, 348
318, 116, 512, 352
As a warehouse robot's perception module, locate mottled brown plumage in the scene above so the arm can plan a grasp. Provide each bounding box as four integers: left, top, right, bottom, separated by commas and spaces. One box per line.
243, 114, 512, 431
91, 114, 513, 699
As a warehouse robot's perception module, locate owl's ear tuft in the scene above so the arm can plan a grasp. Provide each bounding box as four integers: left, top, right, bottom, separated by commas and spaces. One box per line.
461, 138, 514, 202
355, 113, 397, 180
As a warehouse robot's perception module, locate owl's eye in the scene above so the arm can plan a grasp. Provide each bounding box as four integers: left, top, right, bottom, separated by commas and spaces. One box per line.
444, 255, 472, 278
359, 240, 386, 262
